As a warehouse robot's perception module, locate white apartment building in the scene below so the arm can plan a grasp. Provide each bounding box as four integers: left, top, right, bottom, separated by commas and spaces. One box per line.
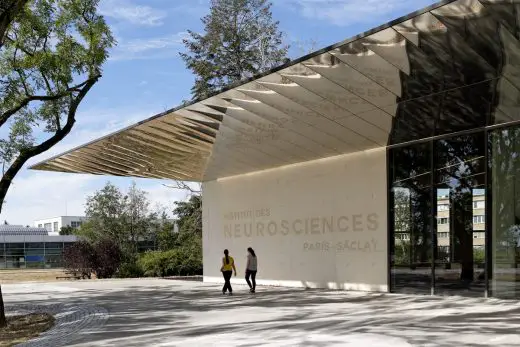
34, 216, 87, 233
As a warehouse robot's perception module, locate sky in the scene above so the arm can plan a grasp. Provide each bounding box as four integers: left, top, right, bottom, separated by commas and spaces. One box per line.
2, 0, 440, 225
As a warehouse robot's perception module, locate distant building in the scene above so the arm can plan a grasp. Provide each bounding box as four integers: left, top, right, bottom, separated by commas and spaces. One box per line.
34, 216, 87, 233
0, 224, 77, 269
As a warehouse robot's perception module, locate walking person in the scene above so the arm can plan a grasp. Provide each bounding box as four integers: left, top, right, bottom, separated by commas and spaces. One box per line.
245, 247, 258, 293
220, 249, 236, 295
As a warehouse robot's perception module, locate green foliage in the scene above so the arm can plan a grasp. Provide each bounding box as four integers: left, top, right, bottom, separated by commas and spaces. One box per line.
473, 248, 485, 264
59, 225, 74, 235
0, 0, 114, 175
138, 248, 202, 277
174, 195, 201, 234
180, 0, 288, 99
79, 181, 156, 260
137, 194, 203, 277
116, 261, 144, 279
156, 221, 177, 251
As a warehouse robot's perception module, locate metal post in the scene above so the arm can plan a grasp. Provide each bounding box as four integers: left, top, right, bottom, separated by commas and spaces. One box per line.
431, 139, 436, 296
485, 129, 490, 298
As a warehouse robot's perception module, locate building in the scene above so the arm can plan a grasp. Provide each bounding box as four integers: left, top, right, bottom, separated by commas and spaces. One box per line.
34, 216, 87, 233
0, 225, 77, 268
28, 0, 520, 298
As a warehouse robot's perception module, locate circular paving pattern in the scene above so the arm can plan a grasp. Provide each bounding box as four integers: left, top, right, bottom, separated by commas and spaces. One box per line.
6, 303, 108, 347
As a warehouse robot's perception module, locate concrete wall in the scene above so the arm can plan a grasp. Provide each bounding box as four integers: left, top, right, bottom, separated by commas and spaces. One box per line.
34, 216, 86, 232
202, 148, 388, 292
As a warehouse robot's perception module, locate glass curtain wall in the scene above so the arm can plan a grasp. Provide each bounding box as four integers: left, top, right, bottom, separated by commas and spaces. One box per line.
390, 125, 520, 298
389, 142, 433, 295
390, 130, 488, 297
490, 126, 520, 298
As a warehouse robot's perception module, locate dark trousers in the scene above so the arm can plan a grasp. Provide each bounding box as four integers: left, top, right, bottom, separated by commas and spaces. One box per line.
245, 269, 257, 290
222, 270, 233, 293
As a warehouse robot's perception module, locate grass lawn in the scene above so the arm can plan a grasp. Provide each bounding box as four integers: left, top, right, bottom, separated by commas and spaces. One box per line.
0, 269, 66, 284
0, 313, 54, 347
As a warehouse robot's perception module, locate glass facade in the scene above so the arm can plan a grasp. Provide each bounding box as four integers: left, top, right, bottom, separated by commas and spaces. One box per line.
387, 0, 520, 299
389, 125, 520, 298
0, 241, 75, 269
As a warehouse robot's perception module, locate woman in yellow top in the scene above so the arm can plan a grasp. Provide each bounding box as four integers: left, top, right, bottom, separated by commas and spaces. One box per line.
220, 249, 236, 295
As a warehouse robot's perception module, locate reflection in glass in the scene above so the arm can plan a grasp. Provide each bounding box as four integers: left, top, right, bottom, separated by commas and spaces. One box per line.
490, 127, 520, 298
435, 133, 486, 296
390, 142, 433, 294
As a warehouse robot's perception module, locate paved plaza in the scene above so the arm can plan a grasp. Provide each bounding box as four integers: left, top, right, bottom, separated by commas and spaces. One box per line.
3, 279, 520, 346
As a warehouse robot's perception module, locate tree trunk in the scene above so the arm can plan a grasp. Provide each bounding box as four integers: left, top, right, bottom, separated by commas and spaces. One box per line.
453, 192, 474, 282
0, 285, 6, 328
0, 0, 30, 48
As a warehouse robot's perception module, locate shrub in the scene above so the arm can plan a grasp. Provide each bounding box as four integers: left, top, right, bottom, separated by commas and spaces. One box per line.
138, 248, 202, 278
93, 239, 122, 279
116, 261, 144, 278
63, 238, 122, 279
63, 241, 95, 279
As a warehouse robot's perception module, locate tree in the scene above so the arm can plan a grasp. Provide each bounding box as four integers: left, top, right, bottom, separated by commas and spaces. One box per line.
156, 219, 177, 251
80, 181, 155, 259
174, 194, 202, 235
80, 182, 126, 244
0, 0, 114, 213
0, 0, 113, 328
180, 0, 288, 100
122, 182, 153, 254
60, 225, 74, 235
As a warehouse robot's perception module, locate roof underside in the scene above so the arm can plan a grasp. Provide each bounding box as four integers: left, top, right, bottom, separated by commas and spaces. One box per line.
30, 0, 520, 181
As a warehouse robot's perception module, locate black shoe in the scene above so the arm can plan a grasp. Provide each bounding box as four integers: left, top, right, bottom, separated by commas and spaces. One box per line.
228, 292, 233, 296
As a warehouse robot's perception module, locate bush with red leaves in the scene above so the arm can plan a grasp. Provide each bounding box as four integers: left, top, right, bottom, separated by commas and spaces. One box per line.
64, 238, 122, 279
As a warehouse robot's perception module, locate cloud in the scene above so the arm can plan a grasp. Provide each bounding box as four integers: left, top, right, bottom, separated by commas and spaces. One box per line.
99, 0, 167, 26
282, 0, 436, 26
109, 32, 189, 61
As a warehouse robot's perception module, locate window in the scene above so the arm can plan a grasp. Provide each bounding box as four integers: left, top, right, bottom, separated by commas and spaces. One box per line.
38, 224, 42, 228
71, 221, 83, 228
438, 232, 449, 238
395, 233, 410, 241
438, 204, 449, 211
44, 223, 52, 231
473, 232, 485, 239
473, 201, 485, 209
473, 215, 485, 224
438, 217, 449, 225
53, 222, 58, 232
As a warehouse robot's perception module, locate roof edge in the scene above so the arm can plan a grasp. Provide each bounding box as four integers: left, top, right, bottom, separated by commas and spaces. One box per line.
29, 0, 457, 171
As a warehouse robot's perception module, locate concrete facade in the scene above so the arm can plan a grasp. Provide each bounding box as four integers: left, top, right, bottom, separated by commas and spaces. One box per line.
34, 216, 87, 233
203, 148, 388, 291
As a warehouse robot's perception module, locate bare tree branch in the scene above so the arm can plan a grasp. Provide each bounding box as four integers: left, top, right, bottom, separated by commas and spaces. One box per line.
163, 181, 201, 195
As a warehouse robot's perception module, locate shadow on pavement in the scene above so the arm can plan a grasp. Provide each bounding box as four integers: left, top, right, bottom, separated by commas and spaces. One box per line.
9, 280, 520, 346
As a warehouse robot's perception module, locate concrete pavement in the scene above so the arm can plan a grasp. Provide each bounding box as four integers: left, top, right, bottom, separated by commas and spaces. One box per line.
4, 279, 520, 346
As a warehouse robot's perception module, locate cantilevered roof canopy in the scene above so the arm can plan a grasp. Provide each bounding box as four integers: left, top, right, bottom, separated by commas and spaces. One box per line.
30, 0, 520, 181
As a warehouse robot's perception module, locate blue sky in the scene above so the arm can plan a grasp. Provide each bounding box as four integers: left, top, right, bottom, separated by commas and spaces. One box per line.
2, 0, 439, 225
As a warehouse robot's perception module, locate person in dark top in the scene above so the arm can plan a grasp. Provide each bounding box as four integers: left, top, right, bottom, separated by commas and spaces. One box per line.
245, 247, 258, 293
